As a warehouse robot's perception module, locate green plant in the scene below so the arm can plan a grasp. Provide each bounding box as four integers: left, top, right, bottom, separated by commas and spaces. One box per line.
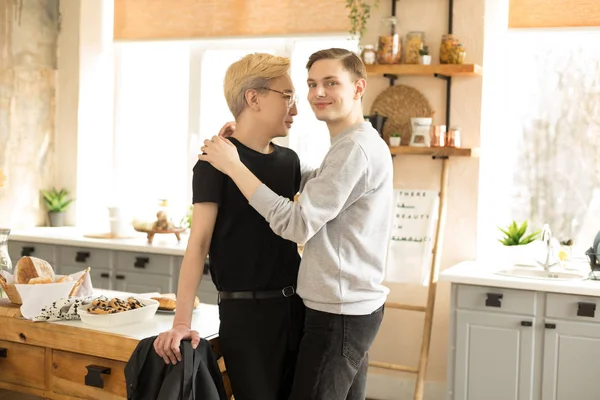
419, 45, 430, 56
391, 132, 400, 137
40, 187, 74, 213
346, 0, 380, 42
497, 220, 541, 246
179, 205, 193, 229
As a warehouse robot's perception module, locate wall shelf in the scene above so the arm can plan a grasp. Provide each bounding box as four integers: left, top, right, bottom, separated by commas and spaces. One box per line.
366, 64, 482, 77
389, 146, 480, 158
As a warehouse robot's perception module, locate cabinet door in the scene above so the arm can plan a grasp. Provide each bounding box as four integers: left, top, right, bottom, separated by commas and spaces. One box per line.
542, 320, 600, 400
60, 265, 111, 290
113, 271, 171, 294
454, 310, 535, 400
7, 241, 56, 269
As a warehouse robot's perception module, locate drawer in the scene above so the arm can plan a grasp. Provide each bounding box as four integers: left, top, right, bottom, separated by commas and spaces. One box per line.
0, 339, 46, 390
7, 241, 56, 267
115, 251, 173, 275
58, 246, 111, 270
456, 284, 537, 315
546, 293, 600, 322
52, 350, 126, 400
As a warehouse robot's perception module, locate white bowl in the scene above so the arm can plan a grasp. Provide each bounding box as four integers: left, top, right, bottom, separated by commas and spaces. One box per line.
77, 297, 159, 327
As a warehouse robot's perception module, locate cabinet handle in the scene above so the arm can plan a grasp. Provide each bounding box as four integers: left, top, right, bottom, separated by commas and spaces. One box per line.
545, 323, 556, 329
21, 246, 35, 257
485, 293, 503, 308
85, 365, 111, 388
0, 348, 6, 358
520, 321, 532, 327
75, 251, 90, 263
115, 274, 125, 280
134, 257, 149, 269
577, 302, 596, 318
100, 273, 110, 278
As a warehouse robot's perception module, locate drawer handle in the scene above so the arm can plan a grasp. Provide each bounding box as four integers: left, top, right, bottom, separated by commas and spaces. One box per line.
577, 302, 596, 318
75, 251, 90, 262
100, 273, 110, 278
85, 365, 111, 388
520, 320, 532, 327
21, 246, 35, 257
116, 274, 125, 280
134, 257, 150, 269
0, 348, 6, 358
485, 293, 503, 308
545, 323, 556, 329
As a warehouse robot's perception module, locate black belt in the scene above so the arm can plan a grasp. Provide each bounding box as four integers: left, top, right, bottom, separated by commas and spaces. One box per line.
218, 285, 296, 302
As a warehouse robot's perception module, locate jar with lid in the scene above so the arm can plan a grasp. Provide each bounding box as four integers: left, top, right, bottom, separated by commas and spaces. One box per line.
439, 34, 459, 64
447, 127, 461, 147
377, 17, 402, 65
0, 229, 12, 296
361, 45, 377, 65
405, 31, 425, 64
451, 43, 466, 64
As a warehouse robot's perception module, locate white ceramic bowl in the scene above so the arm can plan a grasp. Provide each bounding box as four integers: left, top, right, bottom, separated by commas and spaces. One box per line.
77, 297, 159, 327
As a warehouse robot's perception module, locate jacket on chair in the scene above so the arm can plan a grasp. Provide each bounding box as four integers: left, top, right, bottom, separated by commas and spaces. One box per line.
125, 335, 228, 400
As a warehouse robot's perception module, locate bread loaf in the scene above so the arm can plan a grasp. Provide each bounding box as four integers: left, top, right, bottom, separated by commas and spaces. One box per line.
151, 293, 200, 311
14, 256, 55, 284
56, 275, 73, 283
28, 276, 54, 284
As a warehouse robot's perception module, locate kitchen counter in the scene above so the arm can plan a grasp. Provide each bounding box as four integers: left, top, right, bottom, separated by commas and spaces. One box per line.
9, 227, 188, 256
440, 260, 599, 296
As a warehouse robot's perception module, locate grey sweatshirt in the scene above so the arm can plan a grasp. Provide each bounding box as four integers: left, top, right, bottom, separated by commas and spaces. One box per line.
249, 121, 393, 315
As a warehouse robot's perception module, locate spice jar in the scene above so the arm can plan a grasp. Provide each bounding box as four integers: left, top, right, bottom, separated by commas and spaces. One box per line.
405, 31, 424, 64
430, 125, 446, 147
361, 45, 377, 65
377, 17, 402, 64
439, 34, 459, 64
447, 127, 461, 147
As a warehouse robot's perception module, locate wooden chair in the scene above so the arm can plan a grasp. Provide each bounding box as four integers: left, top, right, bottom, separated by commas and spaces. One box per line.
208, 336, 234, 400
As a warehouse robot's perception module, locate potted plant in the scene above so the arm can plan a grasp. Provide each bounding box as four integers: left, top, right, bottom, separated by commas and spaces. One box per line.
41, 187, 74, 227
346, 0, 379, 43
419, 45, 431, 65
389, 133, 401, 146
497, 220, 541, 265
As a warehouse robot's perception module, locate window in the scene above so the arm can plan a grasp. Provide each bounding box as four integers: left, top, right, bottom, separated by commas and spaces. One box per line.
109, 36, 357, 225
480, 29, 600, 256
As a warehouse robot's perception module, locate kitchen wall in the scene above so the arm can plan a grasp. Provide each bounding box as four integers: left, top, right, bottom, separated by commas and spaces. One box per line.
0, 0, 60, 228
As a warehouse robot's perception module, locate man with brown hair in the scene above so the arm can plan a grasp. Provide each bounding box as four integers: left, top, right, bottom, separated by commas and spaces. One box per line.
200, 48, 393, 400
154, 53, 305, 400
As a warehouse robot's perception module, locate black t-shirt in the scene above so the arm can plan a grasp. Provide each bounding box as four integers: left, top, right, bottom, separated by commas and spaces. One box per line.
192, 137, 302, 292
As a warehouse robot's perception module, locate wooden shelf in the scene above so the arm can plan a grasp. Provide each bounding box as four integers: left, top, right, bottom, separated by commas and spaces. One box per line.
366, 64, 482, 77
389, 146, 479, 158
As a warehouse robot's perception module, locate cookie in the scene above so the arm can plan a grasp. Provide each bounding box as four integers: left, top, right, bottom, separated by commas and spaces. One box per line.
91, 298, 110, 308
88, 305, 118, 314
127, 297, 145, 309
109, 298, 131, 311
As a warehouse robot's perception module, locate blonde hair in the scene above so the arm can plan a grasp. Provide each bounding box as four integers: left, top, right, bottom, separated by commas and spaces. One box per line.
224, 53, 291, 119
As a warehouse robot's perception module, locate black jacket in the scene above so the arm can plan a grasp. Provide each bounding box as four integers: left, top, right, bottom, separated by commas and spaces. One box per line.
125, 336, 228, 400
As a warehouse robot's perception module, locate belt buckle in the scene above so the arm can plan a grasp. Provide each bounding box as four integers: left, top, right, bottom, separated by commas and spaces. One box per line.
282, 286, 295, 297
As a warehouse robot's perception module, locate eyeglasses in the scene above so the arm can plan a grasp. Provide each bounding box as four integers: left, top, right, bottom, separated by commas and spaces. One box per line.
262, 87, 299, 109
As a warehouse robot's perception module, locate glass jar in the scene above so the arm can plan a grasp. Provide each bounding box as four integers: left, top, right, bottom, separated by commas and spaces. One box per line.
377, 17, 402, 65
405, 31, 425, 64
439, 34, 459, 64
361, 45, 377, 65
0, 228, 12, 274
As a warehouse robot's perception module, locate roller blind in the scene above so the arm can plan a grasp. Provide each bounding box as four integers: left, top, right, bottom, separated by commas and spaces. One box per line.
509, 0, 600, 28
114, 0, 351, 40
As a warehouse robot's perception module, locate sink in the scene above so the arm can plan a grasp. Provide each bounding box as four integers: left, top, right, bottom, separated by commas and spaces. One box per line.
495, 266, 588, 281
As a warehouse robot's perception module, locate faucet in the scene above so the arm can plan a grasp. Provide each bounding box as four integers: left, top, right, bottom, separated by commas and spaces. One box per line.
539, 224, 559, 272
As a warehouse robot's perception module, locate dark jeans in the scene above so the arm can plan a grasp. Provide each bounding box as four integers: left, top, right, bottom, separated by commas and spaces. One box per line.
289, 305, 384, 400
218, 294, 305, 400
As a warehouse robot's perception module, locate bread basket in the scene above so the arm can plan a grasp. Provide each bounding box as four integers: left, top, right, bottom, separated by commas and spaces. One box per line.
0, 267, 90, 305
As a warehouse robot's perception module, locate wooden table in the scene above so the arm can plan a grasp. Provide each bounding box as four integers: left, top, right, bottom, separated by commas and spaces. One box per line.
0, 297, 224, 399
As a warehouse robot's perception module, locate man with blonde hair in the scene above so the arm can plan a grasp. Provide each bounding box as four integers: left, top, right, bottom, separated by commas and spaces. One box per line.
154, 53, 305, 400
200, 48, 393, 400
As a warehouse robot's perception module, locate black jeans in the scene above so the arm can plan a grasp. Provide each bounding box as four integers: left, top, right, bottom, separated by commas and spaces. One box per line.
289, 305, 384, 400
218, 294, 305, 400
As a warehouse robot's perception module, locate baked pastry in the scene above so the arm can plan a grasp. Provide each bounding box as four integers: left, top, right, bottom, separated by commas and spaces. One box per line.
56, 275, 73, 283
14, 256, 55, 284
127, 297, 145, 309
194, 296, 200, 308
28, 276, 54, 284
152, 293, 177, 311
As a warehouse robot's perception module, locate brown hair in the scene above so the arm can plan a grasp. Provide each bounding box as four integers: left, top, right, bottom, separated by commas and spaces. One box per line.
306, 48, 367, 81
224, 53, 291, 119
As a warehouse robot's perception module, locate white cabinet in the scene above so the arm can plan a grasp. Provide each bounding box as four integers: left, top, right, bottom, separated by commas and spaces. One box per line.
449, 284, 600, 400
